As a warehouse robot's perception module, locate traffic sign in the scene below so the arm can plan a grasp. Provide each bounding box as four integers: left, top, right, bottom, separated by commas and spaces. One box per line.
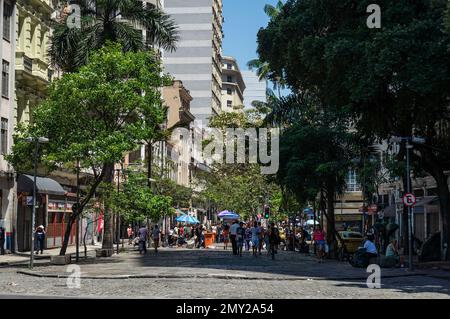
402, 193, 416, 207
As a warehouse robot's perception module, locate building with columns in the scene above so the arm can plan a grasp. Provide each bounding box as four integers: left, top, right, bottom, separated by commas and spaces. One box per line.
15, 0, 54, 125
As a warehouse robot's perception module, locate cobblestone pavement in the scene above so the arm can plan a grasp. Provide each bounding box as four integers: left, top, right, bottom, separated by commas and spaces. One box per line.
1, 246, 450, 298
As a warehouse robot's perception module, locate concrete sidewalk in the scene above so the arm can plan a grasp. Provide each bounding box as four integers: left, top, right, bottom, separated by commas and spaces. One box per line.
0, 244, 99, 266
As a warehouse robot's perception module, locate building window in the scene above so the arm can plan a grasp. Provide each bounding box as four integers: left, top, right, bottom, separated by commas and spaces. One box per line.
227, 100, 232, 108
227, 63, 232, 70
1, 118, 7, 155
227, 88, 232, 95
2, 60, 9, 98
227, 76, 232, 83
346, 169, 361, 192
3, 2, 12, 42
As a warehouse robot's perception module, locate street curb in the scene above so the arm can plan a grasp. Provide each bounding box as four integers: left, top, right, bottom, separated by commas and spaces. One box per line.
1, 261, 52, 268
16, 270, 429, 281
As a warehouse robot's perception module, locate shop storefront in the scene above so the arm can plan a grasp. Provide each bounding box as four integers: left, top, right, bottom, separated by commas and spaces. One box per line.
16, 175, 68, 252
46, 195, 77, 248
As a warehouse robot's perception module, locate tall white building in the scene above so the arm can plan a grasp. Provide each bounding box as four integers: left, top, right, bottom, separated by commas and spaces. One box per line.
162, 0, 223, 124
242, 70, 267, 110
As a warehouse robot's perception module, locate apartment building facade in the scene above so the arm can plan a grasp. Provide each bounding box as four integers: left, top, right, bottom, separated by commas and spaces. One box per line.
163, 0, 223, 124
0, 0, 16, 252
242, 70, 266, 110
221, 56, 245, 112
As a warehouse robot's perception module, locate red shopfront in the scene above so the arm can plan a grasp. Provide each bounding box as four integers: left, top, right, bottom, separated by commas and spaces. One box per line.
46, 195, 77, 248
17, 175, 72, 252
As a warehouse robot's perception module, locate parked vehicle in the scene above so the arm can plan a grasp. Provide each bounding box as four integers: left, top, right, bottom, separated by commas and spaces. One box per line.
337, 231, 364, 261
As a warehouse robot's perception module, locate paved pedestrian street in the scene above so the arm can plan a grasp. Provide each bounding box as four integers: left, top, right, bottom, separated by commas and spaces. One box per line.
1, 246, 450, 299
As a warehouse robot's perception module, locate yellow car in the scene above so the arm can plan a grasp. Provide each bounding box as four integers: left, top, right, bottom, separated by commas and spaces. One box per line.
337, 231, 364, 261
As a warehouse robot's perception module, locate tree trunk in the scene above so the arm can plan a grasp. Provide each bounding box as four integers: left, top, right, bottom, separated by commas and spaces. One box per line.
147, 142, 153, 188
101, 164, 115, 251
59, 214, 76, 256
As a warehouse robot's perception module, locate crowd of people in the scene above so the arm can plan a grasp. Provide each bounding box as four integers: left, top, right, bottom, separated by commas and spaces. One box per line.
124, 218, 403, 267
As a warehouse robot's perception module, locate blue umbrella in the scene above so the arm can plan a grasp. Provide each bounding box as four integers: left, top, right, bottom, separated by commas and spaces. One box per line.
219, 212, 240, 220
175, 214, 199, 224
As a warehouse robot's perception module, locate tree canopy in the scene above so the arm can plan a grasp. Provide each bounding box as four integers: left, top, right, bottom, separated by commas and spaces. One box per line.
7, 43, 171, 254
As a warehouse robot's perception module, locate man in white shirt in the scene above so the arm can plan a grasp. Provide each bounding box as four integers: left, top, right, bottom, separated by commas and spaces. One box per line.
230, 221, 240, 255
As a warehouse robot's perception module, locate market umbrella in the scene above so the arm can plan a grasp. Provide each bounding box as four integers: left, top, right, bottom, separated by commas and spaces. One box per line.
304, 219, 319, 226
217, 210, 230, 217
219, 212, 240, 220
176, 214, 199, 224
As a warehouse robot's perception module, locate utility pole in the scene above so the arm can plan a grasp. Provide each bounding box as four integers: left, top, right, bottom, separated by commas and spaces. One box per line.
391, 136, 425, 272
406, 140, 414, 271
116, 167, 120, 255
30, 140, 38, 269
25, 136, 49, 269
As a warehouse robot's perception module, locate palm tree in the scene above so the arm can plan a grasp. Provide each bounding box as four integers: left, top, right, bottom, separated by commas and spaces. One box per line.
247, 1, 285, 95
264, 0, 284, 19
50, 0, 178, 72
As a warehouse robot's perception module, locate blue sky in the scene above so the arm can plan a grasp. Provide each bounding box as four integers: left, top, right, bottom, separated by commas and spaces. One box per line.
222, 0, 279, 71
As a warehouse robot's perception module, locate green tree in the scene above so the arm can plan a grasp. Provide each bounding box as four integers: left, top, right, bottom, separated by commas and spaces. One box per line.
50, 0, 178, 72
197, 112, 281, 220
7, 44, 171, 255
112, 171, 173, 223
257, 0, 450, 259
277, 108, 353, 248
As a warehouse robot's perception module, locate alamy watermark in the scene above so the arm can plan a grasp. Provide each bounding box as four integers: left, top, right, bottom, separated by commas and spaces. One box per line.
366, 264, 381, 289
66, 264, 81, 289
367, 4, 381, 29
171, 121, 279, 175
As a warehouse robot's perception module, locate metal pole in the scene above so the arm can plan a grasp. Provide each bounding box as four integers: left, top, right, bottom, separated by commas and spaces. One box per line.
76, 160, 80, 262
30, 140, 38, 269
406, 141, 414, 271
116, 168, 120, 255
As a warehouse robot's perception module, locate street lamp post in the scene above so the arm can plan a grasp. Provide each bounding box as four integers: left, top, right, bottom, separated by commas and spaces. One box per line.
116, 167, 120, 255
391, 136, 425, 271
75, 160, 80, 262
25, 137, 49, 269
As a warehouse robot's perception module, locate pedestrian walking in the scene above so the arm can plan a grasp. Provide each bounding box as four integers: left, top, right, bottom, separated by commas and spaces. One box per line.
268, 223, 280, 260
258, 222, 265, 255
230, 220, 239, 255
0, 227, 5, 255
127, 225, 133, 245
216, 224, 222, 243
236, 222, 245, 257
312, 225, 326, 263
138, 225, 148, 254
250, 221, 260, 256
197, 224, 205, 248
222, 225, 230, 250
153, 225, 161, 253
245, 223, 252, 251
35, 225, 46, 255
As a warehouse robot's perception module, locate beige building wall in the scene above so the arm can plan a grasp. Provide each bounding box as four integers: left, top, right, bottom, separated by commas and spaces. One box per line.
221, 56, 245, 112
163, 80, 194, 187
